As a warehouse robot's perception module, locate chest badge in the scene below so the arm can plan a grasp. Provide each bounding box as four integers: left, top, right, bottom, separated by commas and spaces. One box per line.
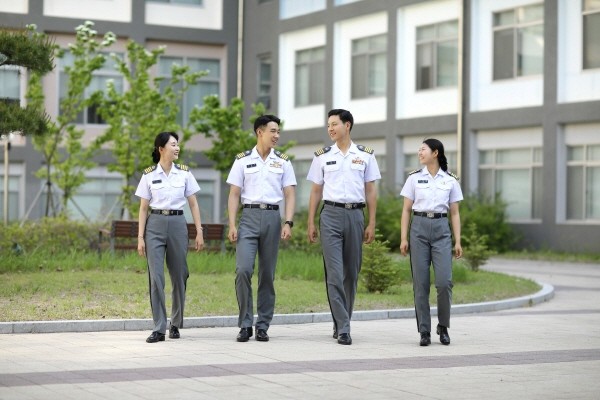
351, 157, 365, 165
269, 161, 282, 169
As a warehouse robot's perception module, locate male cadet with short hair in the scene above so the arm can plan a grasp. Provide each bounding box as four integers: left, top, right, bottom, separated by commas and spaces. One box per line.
307, 108, 381, 345
226, 114, 296, 342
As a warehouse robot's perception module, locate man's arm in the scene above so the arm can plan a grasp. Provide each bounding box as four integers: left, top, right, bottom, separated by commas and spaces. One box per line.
307, 183, 323, 243
227, 185, 241, 243
364, 181, 377, 244
281, 185, 296, 240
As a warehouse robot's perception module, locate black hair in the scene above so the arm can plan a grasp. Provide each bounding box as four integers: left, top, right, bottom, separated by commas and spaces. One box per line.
253, 114, 281, 135
327, 109, 354, 131
423, 138, 448, 172
152, 131, 179, 163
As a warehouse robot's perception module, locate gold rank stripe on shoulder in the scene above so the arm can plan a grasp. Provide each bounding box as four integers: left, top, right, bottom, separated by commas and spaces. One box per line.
143, 165, 157, 175
356, 144, 374, 154
314, 146, 331, 156
236, 150, 252, 160
274, 150, 289, 161
448, 171, 460, 181
174, 164, 189, 171
408, 168, 421, 176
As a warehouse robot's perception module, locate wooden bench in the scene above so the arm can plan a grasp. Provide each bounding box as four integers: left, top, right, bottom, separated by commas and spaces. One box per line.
98, 220, 225, 254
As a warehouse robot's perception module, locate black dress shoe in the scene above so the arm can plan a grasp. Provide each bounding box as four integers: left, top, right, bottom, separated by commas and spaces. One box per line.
146, 331, 165, 343
437, 324, 450, 345
419, 332, 431, 346
236, 327, 253, 342
333, 327, 338, 339
337, 333, 352, 345
256, 328, 269, 342
169, 325, 180, 339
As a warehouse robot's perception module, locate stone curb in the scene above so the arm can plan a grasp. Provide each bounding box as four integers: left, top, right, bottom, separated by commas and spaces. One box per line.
0, 282, 554, 334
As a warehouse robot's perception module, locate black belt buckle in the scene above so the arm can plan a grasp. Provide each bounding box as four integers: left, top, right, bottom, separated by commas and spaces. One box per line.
344, 203, 354, 209
260, 203, 267, 210
162, 210, 170, 215
426, 212, 435, 218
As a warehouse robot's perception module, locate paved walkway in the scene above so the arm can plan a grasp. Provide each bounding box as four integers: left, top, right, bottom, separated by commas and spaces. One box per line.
1, 258, 599, 399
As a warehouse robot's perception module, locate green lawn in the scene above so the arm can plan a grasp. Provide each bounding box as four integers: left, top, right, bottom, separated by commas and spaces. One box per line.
0, 250, 540, 322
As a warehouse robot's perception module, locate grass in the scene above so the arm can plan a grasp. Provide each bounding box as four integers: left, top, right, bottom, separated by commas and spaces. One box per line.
0, 250, 541, 322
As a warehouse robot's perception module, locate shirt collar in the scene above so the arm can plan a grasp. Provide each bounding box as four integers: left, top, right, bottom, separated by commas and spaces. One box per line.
331, 141, 357, 155
421, 168, 447, 179
156, 163, 181, 176
250, 146, 276, 160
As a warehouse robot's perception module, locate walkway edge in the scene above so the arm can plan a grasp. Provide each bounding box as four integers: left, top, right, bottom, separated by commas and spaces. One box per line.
0, 283, 554, 334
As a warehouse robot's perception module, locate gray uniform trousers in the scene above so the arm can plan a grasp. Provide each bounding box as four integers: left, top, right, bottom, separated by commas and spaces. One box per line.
409, 215, 453, 333
145, 213, 189, 334
319, 204, 365, 335
235, 208, 281, 331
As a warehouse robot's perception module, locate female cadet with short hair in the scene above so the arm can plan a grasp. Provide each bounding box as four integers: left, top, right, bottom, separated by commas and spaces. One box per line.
400, 138, 463, 346
135, 131, 204, 343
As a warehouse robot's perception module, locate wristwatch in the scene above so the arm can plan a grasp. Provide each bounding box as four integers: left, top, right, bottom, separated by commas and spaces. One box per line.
284, 220, 294, 228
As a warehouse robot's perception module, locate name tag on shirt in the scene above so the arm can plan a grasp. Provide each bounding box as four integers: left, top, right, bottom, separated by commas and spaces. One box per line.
326, 161, 336, 165
152, 180, 162, 184
418, 180, 428, 183
246, 164, 257, 168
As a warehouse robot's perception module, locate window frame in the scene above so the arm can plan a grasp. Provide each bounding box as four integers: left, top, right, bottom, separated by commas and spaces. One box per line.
582, 0, 600, 70
566, 143, 600, 221
492, 4, 544, 81
478, 147, 543, 221
351, 34, 387, 99
158, 55, 221, 126
415, 20, 459, 91
294, 46, 325, 107
257, 54, 272, 109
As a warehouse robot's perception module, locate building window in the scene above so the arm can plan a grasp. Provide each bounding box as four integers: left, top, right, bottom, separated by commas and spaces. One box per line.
295, 47, 325, 107
567, 144, 600, 220
0, 174, 20, 223
147, 0, 203, 5
492, 4, 544, 80
335, 0, 362, 5
280, 0, 325, 19
159, 56, 220, 126
351, 34, 387, 99
68, 173, 123, 221
416, 20, 459, 90
0, 65, 20, 106
257, 55, 272, 109
583, 0, 600, 69
59, 51, 124, 125
478, 148, 543, 221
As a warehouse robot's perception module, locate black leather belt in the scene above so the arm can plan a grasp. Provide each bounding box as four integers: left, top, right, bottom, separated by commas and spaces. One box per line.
413, 211, 447, 219
151, 209, 183, 216
243, 203, 279, 210
324, 200, 366, 209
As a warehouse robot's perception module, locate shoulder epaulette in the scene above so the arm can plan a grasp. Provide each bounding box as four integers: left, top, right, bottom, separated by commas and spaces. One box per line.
235, 150, 252, 160
274, 150, 289, 161
143, 165, 157, 175
314, 146, 331, 156
174, 164, 189, 171
356, 144, 374, 154
408, 168, 421, 176
447, 171, 460, 181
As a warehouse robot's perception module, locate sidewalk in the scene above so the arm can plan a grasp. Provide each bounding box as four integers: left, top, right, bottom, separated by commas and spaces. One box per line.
1, 258, 599, 399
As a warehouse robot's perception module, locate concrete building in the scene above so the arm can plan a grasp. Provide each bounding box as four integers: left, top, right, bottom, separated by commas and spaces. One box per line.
1, 0, 599, 251
242, 0, 600, 252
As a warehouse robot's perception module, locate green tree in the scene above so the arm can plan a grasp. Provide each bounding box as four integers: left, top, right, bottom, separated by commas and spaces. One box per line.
94, 41, 206, 218
0, 25, 54, 137
27, 21, 116, 217
191, 96, 295, 177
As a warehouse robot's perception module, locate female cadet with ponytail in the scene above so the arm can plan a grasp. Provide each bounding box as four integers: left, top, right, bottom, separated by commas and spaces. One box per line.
399, 138, 463, 346
135, 132, 204, 343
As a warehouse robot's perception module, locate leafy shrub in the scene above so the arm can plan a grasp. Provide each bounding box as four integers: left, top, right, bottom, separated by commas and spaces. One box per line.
462, 222, 495, 271
360, 236, 400, 293
0, 217, 101, 256
374, 190, 403, 251
460, 193, 516, 253
279, 209, 322, 255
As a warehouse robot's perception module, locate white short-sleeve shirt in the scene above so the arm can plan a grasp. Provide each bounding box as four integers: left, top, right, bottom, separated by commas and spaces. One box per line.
306, 142, 381, 203
226, 147, 297, 205
135, 163, 200, 210
400, 168, 463, 213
